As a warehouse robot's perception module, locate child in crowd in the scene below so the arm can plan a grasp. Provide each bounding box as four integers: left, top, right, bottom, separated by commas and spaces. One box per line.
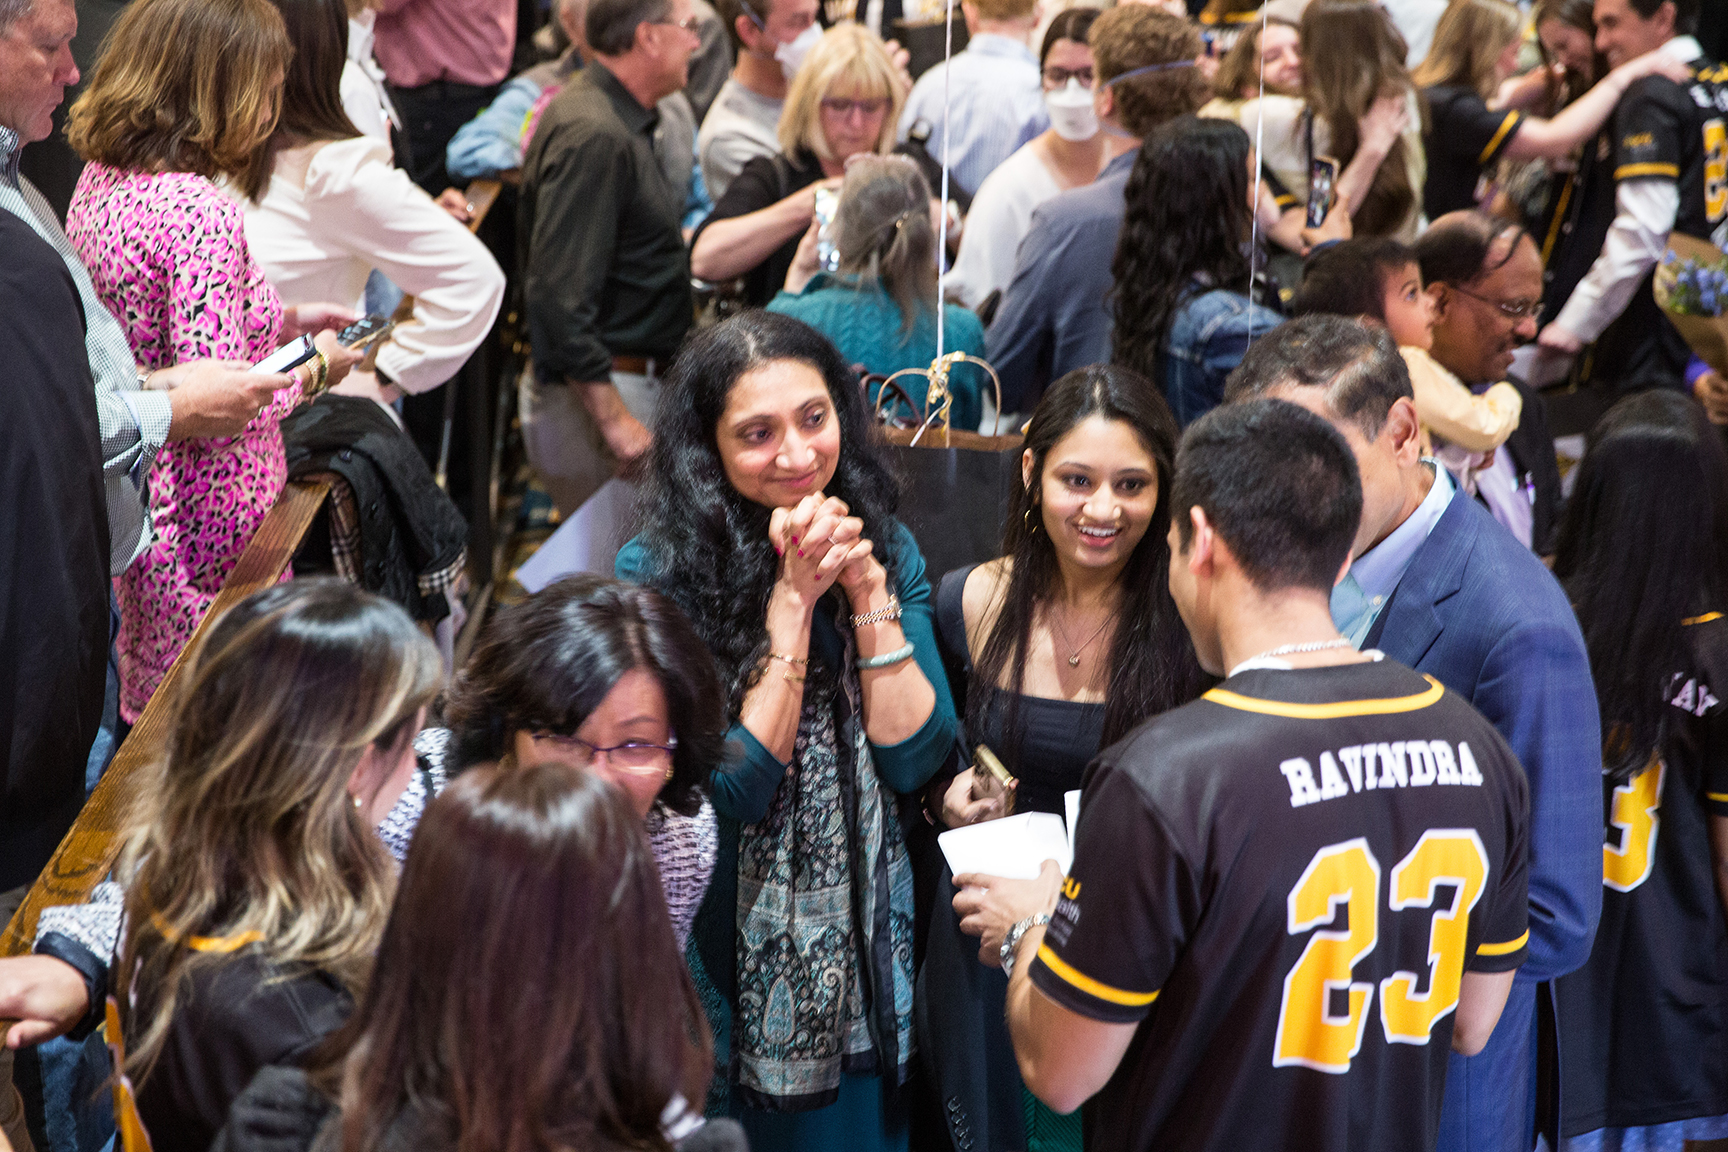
1291, 238, 1522, 484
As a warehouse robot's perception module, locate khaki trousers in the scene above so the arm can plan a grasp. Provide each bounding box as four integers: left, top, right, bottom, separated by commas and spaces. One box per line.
519, 367, 661, 519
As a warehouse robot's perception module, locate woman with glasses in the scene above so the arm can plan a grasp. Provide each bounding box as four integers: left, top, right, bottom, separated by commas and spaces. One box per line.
617, 311, 959, 1150
690, 24, 904, 307
434, 574, 729, 950
946, 8, 1126, 313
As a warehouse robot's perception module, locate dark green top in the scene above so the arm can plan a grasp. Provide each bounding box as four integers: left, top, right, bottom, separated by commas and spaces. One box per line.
520, 60, 692, 384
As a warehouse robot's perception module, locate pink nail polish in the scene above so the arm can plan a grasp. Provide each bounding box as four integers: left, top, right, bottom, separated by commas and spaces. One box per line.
797, 548, 805, 557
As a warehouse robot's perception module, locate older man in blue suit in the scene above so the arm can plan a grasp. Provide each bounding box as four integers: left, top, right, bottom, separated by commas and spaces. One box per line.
1226, 315, 1603, 1152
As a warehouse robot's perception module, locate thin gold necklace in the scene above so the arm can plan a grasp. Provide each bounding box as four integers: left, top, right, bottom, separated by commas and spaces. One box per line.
1049, 603, 1112, 667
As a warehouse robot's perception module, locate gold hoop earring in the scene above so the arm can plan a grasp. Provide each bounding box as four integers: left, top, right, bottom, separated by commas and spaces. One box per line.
1023, 505, 1039, 534
665, 766, 675, 781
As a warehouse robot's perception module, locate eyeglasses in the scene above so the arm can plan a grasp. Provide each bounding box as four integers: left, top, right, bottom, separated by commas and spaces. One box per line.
1042, 65, 1095, 88
530, 732, 679, 774
1447, 284, 1541, 321
654, 14, 703, 33
820, 97, 890, 118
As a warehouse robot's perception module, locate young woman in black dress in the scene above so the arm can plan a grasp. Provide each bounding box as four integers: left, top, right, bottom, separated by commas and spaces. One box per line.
918, 365, 1207, 1152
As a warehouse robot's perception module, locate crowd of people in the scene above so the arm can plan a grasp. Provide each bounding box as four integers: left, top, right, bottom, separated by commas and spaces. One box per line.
2, 0, 1728, 1149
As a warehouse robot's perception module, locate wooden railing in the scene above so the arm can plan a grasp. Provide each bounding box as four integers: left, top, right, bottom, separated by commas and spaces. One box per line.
0, 174, 505, 959
0, 477, 331, 957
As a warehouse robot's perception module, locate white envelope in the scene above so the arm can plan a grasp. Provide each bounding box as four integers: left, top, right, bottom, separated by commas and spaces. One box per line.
939, 812, 1072, 881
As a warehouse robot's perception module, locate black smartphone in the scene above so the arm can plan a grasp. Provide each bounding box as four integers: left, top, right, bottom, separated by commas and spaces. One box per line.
1307, 154, 1340, 229
337, 314, 396, 351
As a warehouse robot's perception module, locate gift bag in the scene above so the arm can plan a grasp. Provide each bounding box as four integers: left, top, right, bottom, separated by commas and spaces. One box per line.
873, 354, 1024, 580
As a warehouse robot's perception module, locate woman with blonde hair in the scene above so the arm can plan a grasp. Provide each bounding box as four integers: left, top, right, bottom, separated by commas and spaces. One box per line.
690, 23, 904, 307
1415, 0, 1687, 219
0, 580, 441, 1152
63, 0, 361, 725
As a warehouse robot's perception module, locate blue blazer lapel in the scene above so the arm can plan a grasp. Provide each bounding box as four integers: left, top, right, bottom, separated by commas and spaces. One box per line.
1364, 493, 1474, 667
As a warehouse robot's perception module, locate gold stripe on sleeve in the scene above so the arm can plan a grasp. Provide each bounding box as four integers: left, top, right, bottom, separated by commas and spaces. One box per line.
1202, 676, 1445, 719
1035, 943, 1161, 1007
1477, 113, 1521, 165
1615, 162, 1680, 180
1706, 792, 1728, 803
1476, 930, 1529, 957
1683, 612, 1724, 626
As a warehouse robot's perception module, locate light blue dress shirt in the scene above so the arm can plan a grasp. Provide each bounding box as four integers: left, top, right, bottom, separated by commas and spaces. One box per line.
1331, 461, 1454, 645
897, 33, 1048, 197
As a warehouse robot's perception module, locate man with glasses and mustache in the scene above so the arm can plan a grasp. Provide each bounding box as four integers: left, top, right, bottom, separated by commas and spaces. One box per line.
1416, 211, 1566, 555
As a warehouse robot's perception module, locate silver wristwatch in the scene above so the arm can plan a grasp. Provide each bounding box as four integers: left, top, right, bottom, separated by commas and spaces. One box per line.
1000, 913, 1052, 980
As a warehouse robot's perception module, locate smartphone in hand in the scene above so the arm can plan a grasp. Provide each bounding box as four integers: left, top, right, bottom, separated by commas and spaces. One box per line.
1307, 154, 1340, 229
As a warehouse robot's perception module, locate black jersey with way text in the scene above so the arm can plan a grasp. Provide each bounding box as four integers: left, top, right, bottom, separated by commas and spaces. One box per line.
1028, 659, 1530, 1152
1556, 611, 1728, 1135
1541, 59, 1728, 391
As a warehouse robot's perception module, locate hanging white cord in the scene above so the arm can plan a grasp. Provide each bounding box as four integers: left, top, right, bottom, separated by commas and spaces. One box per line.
1246, 2, 1268, 347
934, 0, 955, 359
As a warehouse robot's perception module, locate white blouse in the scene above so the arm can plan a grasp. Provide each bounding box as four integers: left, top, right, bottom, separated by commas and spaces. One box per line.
945, 140, 1063, 310
244, 136, 506, 395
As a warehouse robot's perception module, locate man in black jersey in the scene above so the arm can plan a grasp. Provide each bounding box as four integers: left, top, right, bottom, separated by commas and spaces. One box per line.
1535, 0, 1726, 394
955, 399, 1531, 1152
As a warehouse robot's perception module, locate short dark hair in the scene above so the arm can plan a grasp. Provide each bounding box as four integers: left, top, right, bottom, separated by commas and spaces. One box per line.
1040, 5, 1099, 66
441, 574, 727, 816
1171, 398, 1363, 595
1628, 0, 1698, 34
1290, 238, 1418, 324
1222, 314, 1412, 440
1413, 211, 1528, 289
715, 0, 764, 52
587, 0, 671, 55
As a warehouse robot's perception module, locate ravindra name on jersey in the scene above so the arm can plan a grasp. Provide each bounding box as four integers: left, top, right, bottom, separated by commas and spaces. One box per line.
1028, 659, 1531, 1152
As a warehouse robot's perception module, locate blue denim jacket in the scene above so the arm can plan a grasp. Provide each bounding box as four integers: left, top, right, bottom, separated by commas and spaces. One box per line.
1162, 286, 1281, 428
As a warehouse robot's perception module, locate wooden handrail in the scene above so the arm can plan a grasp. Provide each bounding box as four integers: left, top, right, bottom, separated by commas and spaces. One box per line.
0, 477, 332, 958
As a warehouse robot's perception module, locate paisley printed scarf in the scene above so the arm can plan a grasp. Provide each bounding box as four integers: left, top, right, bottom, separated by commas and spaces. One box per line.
732, 612, 917, 1112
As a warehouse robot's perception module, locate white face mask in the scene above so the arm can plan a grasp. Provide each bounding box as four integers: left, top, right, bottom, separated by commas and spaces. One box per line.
1043, 78, 1098, 142
774, 22, 823, 81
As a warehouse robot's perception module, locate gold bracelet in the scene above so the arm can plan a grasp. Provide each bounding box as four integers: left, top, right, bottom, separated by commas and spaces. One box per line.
851, 596, 902, 627
305, 348, 330, 395
781, 671, 806, 683
764, 652, 808, 666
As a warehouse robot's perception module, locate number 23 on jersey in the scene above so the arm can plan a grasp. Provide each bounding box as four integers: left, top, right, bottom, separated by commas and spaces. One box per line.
1273, 831, 1494, 1073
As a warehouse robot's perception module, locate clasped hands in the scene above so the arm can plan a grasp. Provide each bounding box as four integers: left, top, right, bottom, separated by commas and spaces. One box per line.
767, 493, 886, 613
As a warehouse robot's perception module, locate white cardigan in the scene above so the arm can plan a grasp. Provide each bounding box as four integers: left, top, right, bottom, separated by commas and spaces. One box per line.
244, 136, 506, 394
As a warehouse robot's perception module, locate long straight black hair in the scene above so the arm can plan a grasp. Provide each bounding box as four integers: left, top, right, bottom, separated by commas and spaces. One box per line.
1553, 391, 1728, 782
973, 366, 1207, 751
240, 0, 362, 200
633, 311, 902, 706
1110, 116, 1253, 392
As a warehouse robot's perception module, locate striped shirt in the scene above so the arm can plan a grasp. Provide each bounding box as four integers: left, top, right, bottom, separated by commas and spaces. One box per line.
0, 126, 170, 574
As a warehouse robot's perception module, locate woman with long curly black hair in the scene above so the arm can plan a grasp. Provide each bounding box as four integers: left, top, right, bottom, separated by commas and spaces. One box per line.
919, 364, 1208, 1152
616, 310, 957, 1152
1109, 116, 1279, 428
1550, 390, 1728, 1148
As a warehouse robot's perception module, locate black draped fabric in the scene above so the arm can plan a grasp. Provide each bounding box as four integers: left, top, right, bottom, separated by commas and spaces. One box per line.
0, 211, 109, 890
